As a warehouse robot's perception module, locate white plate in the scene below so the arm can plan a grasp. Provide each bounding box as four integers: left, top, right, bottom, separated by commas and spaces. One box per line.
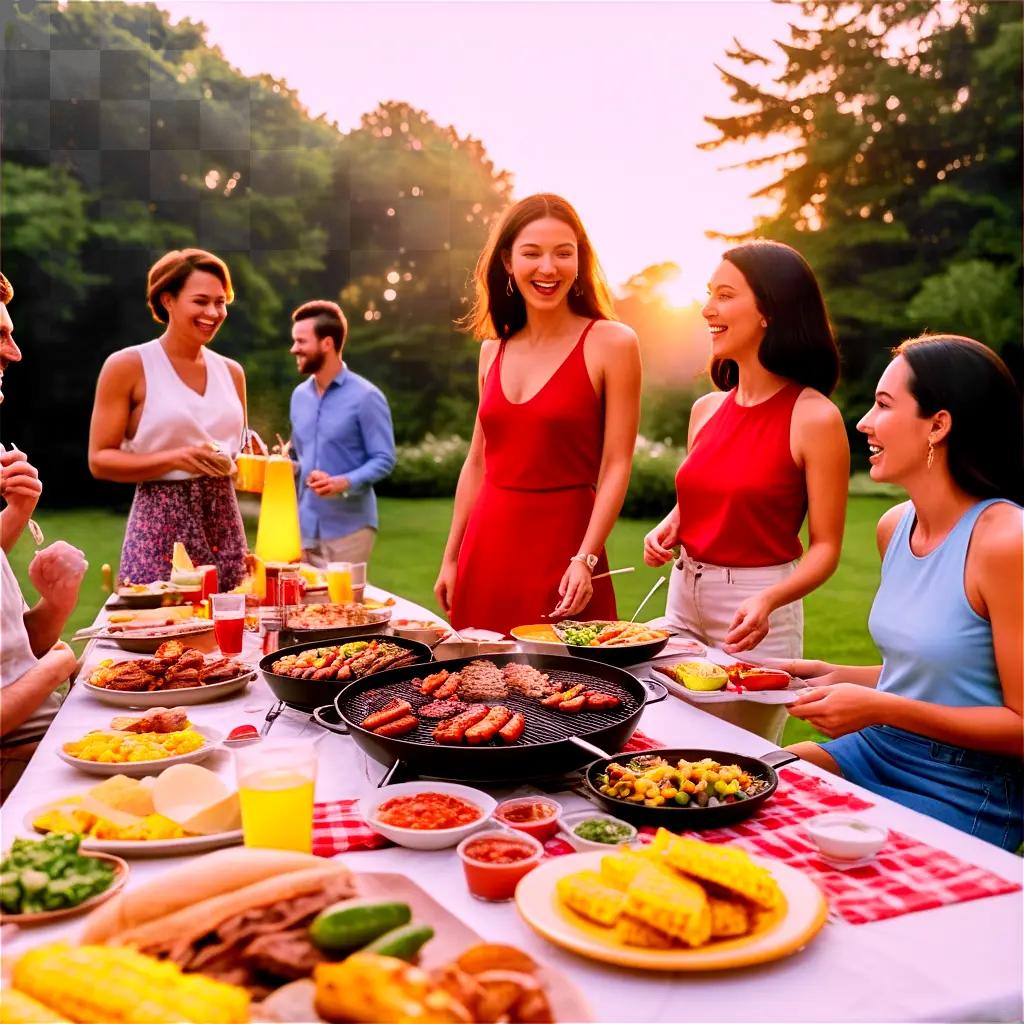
22, 804, 243, 858
56, 726, 223, 777
95, 624, 216, 654
360, 781, 497, 850
81, 672, 255, 708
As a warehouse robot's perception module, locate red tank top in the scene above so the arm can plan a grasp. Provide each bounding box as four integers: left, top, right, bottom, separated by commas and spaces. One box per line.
675, 383, 806, 566
480, 320, 603, 490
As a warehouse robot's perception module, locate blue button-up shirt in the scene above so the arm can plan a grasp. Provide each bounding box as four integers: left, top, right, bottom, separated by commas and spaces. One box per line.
290, 366, 396, 544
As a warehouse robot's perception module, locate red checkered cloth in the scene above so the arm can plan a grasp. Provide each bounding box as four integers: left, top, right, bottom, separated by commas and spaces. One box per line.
313, 799, 392, 856
312, 729, 669, 857
637, 768, 1020, 925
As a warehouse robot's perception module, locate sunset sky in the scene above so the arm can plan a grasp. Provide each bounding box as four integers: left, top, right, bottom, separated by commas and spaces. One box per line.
159, 1, 797, 301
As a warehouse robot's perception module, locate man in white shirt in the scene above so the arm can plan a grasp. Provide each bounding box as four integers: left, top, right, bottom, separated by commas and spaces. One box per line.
0, 271, 88, 801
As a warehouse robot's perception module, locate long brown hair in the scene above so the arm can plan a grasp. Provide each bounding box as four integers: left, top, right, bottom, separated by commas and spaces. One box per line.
460, 193, 617, 341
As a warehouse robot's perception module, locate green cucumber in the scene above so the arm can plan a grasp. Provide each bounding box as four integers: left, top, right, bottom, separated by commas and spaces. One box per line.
363, 923, 435, 961
309, 899, 412, 953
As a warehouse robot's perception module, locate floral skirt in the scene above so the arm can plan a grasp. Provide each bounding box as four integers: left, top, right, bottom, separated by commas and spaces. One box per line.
118, 476, 247, 590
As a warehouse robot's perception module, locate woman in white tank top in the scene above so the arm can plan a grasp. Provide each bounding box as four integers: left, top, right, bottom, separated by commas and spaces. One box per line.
88, 249, 249, 588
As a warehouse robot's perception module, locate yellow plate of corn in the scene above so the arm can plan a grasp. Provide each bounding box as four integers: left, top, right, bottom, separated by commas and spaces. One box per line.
515, 833, 828, 971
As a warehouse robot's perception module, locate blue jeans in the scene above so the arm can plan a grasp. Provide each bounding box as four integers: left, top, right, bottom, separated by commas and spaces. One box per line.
823, 725, 1023, 851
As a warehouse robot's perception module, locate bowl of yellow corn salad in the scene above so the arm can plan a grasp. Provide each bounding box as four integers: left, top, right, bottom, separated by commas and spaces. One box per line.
57, 726, 221, 778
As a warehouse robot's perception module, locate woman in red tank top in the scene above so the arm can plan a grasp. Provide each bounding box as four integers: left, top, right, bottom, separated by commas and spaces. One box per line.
644, 241, 849, 662
435, 195, 642, 635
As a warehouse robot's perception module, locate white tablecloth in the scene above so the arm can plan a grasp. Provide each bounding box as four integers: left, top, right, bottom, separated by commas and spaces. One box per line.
3, 587, 1022, 1022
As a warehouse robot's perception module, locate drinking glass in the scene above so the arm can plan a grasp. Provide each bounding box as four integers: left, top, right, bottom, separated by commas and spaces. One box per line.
350, 562, 367, 604
326, 561, 353, 604
211, 592, 246, 656
235, 742, 317, 853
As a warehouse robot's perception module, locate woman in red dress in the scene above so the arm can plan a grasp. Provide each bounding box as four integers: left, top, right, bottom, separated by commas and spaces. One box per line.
435, 194, 642, 635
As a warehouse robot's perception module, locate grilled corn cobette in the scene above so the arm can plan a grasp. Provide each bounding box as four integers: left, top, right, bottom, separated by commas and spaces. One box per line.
556, 831, 783, 950
5, 944, 249, 1023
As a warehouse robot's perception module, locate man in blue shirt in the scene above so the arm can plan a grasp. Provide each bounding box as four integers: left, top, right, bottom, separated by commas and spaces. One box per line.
289, 300, 396, 568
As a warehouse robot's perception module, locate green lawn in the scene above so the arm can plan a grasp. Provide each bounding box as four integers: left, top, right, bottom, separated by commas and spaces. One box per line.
7, 496, 893, 745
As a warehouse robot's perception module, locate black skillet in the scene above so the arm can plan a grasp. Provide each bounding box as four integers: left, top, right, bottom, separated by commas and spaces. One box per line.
259, 634, 434, 711
582, 746, 799, 829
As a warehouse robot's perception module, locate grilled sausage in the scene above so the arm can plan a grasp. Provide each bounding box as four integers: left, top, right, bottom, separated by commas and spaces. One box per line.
361, 698, 413, 730
584, 691, 621, 711
541, 683, 584, 707
433, 676, 462, 700
498, 712, 525, 744
558, 694, 587, 713
465, 706, 512, 745
433, 704, 489, 745
373, 715, 419, 738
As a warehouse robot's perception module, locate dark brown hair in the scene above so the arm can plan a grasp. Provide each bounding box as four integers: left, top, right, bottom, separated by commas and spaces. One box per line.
895, 333, 1023, 505
0, 272, 12, 305
710, 240, 840, 396
461, 193, 617, 341
146, 249, 233, 324
292, 300, 348, 353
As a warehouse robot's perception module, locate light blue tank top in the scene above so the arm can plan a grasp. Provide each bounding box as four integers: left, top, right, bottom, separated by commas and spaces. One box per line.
869, 499, 1014, 707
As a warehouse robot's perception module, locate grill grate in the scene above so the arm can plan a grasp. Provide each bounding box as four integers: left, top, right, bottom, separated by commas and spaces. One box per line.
342, 666, 639, 748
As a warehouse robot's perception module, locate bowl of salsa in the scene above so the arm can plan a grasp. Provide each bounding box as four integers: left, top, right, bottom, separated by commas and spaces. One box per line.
494, 797, 563, 842
456, 830, 544, 902
361, 781, 496, 850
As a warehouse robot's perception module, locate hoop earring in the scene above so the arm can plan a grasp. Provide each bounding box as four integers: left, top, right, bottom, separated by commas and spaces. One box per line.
760, 318, 768, 328
506, 276, 515, 297
926, 441, 935, 471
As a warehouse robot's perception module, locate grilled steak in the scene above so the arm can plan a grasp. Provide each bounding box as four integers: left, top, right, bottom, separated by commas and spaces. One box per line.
503, 663, 556, 699
456, 660, 507, 701
418, 699, 469, 720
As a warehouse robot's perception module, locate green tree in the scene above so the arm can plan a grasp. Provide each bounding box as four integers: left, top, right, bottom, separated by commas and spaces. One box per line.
702, 1, 1022, 445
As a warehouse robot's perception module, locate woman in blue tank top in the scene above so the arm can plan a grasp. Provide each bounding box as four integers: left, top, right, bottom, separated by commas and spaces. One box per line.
780, 335, 1022, 850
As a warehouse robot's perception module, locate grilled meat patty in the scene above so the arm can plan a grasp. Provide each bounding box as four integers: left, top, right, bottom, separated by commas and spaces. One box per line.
456, 660, 507, 701
502, 663, 556, 699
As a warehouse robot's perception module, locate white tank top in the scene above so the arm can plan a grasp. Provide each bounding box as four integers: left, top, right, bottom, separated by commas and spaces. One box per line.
121, 339, 244, 481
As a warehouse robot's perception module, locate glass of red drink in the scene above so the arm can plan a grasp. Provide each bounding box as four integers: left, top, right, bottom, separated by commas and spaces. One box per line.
211, 592, 246, 656
456, 829, 543, 902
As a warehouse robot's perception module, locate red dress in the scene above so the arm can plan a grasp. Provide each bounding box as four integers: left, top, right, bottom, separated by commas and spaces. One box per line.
450, 320, 618, 634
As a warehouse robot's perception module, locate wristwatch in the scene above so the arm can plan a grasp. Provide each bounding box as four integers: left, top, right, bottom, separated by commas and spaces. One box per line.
570, 552, 599, 571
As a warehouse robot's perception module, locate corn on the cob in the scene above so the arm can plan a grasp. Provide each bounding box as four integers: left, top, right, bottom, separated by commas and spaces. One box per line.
624, 868, 711, 947
556, 870, 625, 926
12, 944, 250, 1024
661, 836, 783, 910
708, 895, 750, 938
613, 914, 676, 949
0, 989, 71, 1024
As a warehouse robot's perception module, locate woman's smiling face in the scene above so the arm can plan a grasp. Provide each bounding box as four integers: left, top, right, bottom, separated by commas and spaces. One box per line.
503, 216, 579, 311
857, 356, 937, 483
701, 259, 766, 361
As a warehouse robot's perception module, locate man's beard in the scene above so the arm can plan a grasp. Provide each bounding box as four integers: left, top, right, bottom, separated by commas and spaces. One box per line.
300, 351, 325, 375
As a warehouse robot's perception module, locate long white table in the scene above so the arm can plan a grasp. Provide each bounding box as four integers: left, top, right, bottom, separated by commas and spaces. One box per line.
3, 588, 1022, 1022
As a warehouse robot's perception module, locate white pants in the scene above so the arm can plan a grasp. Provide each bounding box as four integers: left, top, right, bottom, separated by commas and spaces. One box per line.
664, 549, 803, 744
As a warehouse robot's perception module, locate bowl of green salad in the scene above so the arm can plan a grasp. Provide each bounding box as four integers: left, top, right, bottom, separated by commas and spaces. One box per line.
0, 833, 128, 924
559, 810, 638, 853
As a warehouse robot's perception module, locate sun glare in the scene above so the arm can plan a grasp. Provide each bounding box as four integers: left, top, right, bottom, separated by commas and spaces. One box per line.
656, 259, 715, 310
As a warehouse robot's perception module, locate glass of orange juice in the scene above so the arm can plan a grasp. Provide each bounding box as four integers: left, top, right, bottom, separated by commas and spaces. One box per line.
326, 561, 353, 604
235, 742, 317, 853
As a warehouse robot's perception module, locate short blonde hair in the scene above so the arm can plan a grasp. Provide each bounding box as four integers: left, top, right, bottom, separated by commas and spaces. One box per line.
0, 272, 12, 304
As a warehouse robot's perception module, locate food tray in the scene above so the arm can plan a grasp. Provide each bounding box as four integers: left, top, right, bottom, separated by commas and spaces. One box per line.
82, 671, 255, 708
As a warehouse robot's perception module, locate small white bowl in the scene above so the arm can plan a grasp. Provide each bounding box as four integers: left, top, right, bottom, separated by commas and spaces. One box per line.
804, 813, 888, 862
559, 810, 638, 853
360, 781, 496, 850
